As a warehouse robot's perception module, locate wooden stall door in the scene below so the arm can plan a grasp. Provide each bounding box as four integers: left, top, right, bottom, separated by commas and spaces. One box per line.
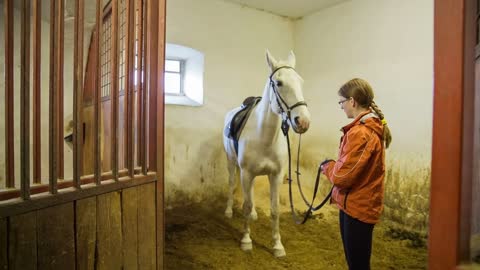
0, 0, 165, 269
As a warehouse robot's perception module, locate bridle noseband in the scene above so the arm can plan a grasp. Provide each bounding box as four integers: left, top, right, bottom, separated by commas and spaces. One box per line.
269, 66, 308, 134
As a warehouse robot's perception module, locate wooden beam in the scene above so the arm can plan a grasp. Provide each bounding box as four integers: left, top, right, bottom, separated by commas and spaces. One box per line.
20, 0, 31, 200
95, 0, 103, 185
49, 0, 58, 194
149, 0, 166, 268
135, 0, 142, 169
74, 0, 85, 189
0, 173, 156, 218
111, 0, 120, 181
139, 0, 148, 175
125, 0, 135, 177
156, 1, 166, 268
0, 168, 142, 202
4, 0, 15, 188
459, 0, 476, 263
33, 0, 42, 184
146, 0, 159, 173
430, 0, 476, 268
57, 0, 65, 180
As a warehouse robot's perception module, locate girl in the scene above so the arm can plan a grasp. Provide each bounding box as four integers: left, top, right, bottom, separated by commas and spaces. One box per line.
321, 78, 392, 270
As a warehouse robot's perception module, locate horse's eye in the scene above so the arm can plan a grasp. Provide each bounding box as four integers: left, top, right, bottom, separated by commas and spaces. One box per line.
276, 81, 283, 87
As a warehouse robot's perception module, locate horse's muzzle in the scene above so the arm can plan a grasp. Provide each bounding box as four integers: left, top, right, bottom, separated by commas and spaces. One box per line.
293, 116, 310, 134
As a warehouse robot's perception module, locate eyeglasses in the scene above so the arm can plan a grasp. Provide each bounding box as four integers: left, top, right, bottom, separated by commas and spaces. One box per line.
338, 97, 351, 105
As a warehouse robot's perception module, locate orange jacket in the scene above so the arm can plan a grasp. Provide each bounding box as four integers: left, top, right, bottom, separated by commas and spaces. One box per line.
322, 110, 385, 224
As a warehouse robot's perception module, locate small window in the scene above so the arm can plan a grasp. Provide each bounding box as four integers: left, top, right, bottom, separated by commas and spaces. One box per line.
165, 43, 204, 106
165, 59, 184, 95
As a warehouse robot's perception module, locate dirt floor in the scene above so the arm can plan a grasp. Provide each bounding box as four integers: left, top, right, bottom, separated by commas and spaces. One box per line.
165, 178, 427, 270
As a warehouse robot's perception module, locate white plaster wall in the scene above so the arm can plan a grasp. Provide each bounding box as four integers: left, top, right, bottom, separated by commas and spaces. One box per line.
165, 0, 294, 201
294, 0, 433, 161
293, 0, 433, 230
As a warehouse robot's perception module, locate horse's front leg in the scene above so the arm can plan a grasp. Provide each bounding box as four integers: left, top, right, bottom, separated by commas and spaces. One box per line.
269, 172, 286, 257
240, 170, 255, 251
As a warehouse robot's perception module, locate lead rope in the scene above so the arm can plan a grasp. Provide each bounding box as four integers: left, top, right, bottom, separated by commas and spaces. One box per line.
283, 118, 333, 224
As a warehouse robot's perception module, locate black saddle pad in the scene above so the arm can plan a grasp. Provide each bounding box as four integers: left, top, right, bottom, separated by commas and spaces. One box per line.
225, 96, 262, 141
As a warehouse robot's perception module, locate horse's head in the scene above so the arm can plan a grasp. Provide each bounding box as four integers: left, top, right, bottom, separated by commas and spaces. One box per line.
266, 50, 311, 134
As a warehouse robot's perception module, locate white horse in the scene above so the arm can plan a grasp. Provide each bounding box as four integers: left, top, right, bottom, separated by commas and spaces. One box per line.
223, 50, 311, 257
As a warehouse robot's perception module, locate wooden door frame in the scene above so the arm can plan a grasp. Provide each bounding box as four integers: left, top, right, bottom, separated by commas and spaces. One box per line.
430, 0, 477, 268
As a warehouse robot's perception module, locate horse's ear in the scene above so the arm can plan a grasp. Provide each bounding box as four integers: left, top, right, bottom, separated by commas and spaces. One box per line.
266, 49, 277, 70
287, 50, 296, 68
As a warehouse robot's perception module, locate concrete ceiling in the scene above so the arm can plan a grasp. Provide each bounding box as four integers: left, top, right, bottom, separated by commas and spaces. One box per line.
220, 0, 349, 19
7, 0, 348, 23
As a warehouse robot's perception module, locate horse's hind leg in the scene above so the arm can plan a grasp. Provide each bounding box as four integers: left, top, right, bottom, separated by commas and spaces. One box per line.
224, 159, 237, 218
269, 172, 286, 257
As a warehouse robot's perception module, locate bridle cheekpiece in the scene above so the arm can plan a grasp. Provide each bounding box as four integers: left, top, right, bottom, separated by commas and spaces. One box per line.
269, 66, 308, 135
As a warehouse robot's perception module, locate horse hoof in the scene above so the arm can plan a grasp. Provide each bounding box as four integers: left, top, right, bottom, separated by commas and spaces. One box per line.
224, 209, 233, 218
274, 248, 286, 258
241, 241, 253, 251
250, 211, 258, 221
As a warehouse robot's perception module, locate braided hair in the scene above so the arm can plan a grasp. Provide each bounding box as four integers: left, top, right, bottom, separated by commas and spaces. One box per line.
338, 78, 392, 148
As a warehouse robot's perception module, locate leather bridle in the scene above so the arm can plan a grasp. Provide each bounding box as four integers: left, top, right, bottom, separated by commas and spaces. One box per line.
269, 66, 332, 224
269, 66, 308, 133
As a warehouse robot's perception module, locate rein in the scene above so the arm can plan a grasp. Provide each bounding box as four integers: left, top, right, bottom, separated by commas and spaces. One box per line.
269, 66, 332, 224
284, 131, 333, 225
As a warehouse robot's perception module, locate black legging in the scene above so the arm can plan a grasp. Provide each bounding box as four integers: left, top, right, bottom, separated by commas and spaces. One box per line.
339, 210, 375, 270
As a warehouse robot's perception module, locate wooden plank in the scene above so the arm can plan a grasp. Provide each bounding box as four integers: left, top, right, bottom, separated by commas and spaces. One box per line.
125, 0, 135, 177
155, 1, 166, 269
429, 0, 476, 268
33, 0, 42, 184
76, 197, 96, 270
0, 174, 156, 218
49, 0, 58, 194
96, 192, 122, 270
4, 0, 15, 188
20, 0, 32, 200
0, 219, 7, 270
37, 203, 75, 270
9, 212, 37, 270
122, 187, 138, 270
94, 0, 102, 185
138, 183, 156, 270
73, 0, 85, 189
111, 0, 120, 181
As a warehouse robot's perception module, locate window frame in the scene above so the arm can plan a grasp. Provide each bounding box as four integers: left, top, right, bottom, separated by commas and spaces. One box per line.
164, 58, 185, 96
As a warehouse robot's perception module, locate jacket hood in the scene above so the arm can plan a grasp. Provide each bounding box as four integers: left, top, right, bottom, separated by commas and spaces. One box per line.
342, 110, 384, 138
